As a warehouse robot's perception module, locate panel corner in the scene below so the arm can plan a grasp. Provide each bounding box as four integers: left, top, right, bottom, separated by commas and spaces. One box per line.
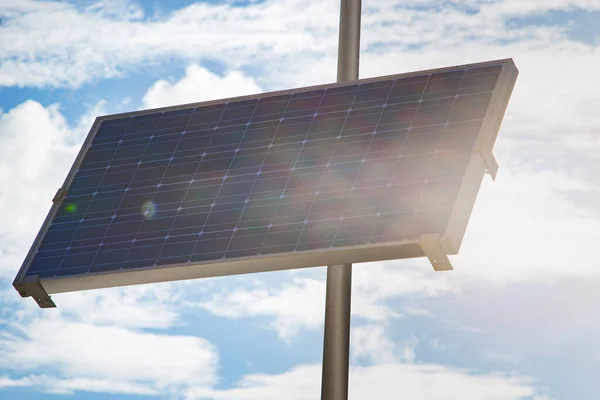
419, 234, 454, 272
13, 276, 57, 309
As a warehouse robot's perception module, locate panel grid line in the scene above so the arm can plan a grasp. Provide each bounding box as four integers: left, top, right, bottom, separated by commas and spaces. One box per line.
365, 76, 435, 244
39, 172, 462, 263
328, 80, 397, 247
26, 63, 508, 278
86, 111, 192, 272
221, 94, 296, 257
123, 108, 201, 269
52, 117, 136, 275
398, 69, 471, 239
366, 68, 469, 245
291, 85, 362, 251
186, 100, 263, 261
150, 104, 228, 264
255, 87, 332, 254
63, 109, 490, 204
83, 88, 485, 155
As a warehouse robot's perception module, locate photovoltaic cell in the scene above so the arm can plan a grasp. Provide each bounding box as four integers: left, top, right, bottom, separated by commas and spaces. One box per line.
19, 61, 515, 283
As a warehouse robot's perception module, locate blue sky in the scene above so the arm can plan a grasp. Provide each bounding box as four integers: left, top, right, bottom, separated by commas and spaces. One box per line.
1, 0, 600, 399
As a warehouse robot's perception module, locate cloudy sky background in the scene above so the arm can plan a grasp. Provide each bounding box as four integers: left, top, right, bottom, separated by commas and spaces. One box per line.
0, 0, 599, 399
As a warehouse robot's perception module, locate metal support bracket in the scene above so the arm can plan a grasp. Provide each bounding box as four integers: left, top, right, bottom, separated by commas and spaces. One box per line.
419, 234, 453, 271
13, 275, 56, 308
52, 187, 66, 204
476, 137, 499, 181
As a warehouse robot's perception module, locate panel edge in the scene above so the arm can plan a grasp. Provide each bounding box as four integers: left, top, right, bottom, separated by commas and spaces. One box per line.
94, 59, 517, 124
40, 240, 427, 295
443, 59, 519, 253
12, 117, 104, 290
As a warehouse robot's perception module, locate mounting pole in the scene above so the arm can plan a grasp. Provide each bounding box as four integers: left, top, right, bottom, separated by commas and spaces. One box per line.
336, 0, 361, 83
321, 2, 361, 400
321, 263, 353, 400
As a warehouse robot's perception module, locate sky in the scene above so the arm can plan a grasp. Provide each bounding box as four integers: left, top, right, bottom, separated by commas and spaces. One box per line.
0, 0, 599, 399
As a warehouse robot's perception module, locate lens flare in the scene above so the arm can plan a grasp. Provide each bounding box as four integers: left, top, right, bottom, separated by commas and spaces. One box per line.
64, 203, 77, 213
141, 201, 157, 219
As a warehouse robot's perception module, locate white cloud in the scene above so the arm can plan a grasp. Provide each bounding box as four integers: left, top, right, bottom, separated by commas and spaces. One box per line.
81, 0, 145, 21
351, 324, 419, 364
1, 0, 599, 90
198, 277, 325, 341
186, 362, 545, 400
349, 363, 541, 400
142, 64, 261, 109
434, 277, 600, 366
452, 164, 600, 283
485, 351, 521, 365
479, 0, 600, 18
197, 264, 454, 340
351, 261, 455, 314
0, 100, 79, 278
1, 283, 182, 332
403, 304, 434, 317
0, 375, 32, 388
428, 338, 449, 351
72, 99, 108, 142
0, 374, 159, 395
51, 284, 182, 330
0, 318, 218, 395
0, 101, 72, 182
0, 0, 338, 89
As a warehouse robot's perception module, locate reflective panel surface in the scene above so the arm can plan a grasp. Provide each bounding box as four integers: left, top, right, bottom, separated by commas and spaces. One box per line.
25, 63, 507, 279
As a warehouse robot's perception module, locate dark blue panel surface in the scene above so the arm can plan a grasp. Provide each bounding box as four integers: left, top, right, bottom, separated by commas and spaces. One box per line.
27, 64, 503, 278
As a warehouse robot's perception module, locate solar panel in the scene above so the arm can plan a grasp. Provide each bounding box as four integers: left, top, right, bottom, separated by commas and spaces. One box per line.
14, 59, 518, 307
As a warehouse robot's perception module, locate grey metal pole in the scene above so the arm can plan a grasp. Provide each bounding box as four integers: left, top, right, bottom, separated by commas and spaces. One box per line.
321, 2, 361, 399
336, 0, 361, 83
321, 263, 353, 400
